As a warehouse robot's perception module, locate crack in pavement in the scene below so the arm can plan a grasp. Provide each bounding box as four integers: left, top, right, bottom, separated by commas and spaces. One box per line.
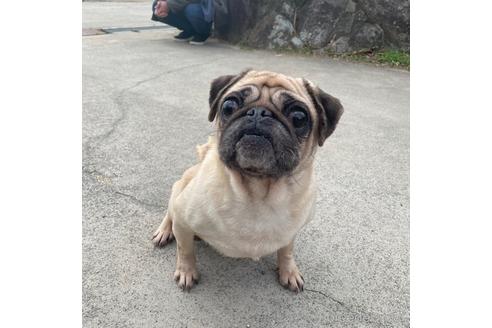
84, 57, 228, 150
125, 57, 228, 93
304, 287, 388, 327
252, 257, 385, 327
83, 57, 229, 160
83, 166, 164, 211
304, 288, 345, 306
83, 58, 227, 210
113, 190, 164, 210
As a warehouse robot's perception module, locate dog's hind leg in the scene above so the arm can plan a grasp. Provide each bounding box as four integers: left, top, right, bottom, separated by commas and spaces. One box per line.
152, 163, 200, 247
152, 212, 174, 247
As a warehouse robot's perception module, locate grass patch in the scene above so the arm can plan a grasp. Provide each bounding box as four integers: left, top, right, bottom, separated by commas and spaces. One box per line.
237, 43, 410, 70
330, 50, 410, 69
375, 50, 410, 68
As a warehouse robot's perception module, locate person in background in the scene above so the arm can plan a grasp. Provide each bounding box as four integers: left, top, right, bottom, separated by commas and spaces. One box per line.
151, 0, 215, 45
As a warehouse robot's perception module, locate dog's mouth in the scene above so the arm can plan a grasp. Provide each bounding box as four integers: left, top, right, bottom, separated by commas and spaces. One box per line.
233, 130, 276, 174
219, 121, 300, 178
236, 128, 273, 145
235, 133, 274, 155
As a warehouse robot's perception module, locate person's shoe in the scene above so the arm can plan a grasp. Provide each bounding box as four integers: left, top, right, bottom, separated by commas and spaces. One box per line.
189, 34, 209, 45
174, 31, 193, 42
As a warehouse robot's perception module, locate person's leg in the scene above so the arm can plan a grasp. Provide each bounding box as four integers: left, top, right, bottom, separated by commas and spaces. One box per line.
183, 3, 212, 38
151, 0, 194, 34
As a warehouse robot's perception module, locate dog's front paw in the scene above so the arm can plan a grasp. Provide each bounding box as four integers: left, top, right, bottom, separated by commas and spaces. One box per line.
174, 265, 199, 291
278, 266, 304, 293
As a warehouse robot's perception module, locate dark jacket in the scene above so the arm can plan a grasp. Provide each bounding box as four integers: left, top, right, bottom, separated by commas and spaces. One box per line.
166, 0, 228, 25
166, 0, 200, 14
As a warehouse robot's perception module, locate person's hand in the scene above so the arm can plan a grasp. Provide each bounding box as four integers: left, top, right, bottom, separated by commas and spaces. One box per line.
154, 0, 169, 17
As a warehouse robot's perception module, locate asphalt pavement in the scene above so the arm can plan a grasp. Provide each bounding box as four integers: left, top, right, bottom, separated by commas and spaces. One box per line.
83, 2, 409, 327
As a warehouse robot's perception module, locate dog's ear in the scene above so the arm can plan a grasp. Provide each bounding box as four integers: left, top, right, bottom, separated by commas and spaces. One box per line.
208, 69, 250, 122
303, 79, 344, 146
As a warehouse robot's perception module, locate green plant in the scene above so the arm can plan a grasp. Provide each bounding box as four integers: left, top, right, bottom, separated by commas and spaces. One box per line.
333, 49, 410, 69
376, 50, 410, 68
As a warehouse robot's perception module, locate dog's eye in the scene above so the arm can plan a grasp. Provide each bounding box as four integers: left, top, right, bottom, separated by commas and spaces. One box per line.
289, 109, 308, 129
222, 98, 239, 116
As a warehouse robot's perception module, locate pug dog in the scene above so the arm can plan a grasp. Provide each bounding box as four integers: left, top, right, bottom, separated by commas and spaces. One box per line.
152, 69, 343, 292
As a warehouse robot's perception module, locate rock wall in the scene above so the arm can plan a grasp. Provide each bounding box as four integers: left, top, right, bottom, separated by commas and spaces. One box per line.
214, 0, 409, 53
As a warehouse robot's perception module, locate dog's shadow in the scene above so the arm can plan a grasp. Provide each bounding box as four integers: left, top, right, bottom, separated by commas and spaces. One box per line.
155, 239, 283, 294
198, 241, 279, 289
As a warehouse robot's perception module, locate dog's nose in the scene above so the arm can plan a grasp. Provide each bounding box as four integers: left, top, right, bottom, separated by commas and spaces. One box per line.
246, 107, 273, 118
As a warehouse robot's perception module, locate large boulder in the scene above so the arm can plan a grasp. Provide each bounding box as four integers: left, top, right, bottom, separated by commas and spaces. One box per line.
214, 0, 409, 53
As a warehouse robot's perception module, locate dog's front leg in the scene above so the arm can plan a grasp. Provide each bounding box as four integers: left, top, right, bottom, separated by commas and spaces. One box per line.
173, 221, 199, 290
277, 240, 304, 292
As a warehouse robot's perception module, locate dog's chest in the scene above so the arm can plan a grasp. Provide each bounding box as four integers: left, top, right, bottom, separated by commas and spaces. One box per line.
186, 194, 313, 259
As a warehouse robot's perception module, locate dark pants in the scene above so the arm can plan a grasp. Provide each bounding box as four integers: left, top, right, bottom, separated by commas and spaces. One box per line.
151, 1, 212, 38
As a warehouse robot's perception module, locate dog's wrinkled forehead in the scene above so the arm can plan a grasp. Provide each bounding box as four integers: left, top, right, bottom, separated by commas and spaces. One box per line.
228, 71, 312, 109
